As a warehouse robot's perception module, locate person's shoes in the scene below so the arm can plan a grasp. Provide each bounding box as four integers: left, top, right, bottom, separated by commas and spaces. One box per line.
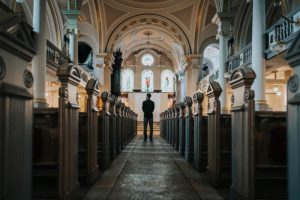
144, 139, 147, 142
150, 139, 153, 142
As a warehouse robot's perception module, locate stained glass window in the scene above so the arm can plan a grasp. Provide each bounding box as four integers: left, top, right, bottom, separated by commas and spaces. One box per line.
121, 69, 134, 92
161, 70, 174, 92
141, 69, 154, 92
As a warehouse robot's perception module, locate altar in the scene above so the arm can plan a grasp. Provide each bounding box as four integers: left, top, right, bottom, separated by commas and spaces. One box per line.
126, 92, 172, 122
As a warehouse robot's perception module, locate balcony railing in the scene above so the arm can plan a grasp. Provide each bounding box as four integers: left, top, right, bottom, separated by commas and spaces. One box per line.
265, 8, 300, 59
226, 43, 252, 73
46, 40, 69, 70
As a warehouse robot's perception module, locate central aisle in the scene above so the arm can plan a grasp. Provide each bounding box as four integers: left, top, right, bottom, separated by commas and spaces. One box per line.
83, 134, 223, 200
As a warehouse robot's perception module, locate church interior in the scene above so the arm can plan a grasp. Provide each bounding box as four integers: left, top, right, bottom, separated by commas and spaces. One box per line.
1, 0, 300, 199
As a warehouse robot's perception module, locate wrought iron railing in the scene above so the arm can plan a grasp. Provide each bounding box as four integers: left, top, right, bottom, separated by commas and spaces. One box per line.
46, 40, 69, 70
265, 8, 300, 59
226, 43, 252, 73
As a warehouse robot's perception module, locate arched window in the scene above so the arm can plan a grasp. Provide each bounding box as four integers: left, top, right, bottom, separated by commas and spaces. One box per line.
141, 69, 154, 92
121, 69, 134, 92
161, 70, 174, 92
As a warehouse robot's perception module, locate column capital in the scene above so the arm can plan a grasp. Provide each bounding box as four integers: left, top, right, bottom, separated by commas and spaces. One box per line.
212, 12, 235, 39
185, 54, 203, 70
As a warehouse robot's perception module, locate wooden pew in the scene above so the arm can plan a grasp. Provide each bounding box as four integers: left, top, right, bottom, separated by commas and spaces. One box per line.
206, 81, 232, 187
229, 66, 256, 200
254, 111, 287, 199
171, 107, 176, 148
174, 106, 180, 151
33, 64, 81, 199
184, 96, 194, 162
160, 111, 166, 139
78, 79, 99, 184
33, 108, 59, 199
285, 35, 300, 199
167, 109, 172, 144
229, 66, 287, 200
178, 102, 186, 156
115, 100, 122, 154
98, 91, 110, 170
0, 7, 36, 199
109, 95, 117, 160
193, 92, 208, 172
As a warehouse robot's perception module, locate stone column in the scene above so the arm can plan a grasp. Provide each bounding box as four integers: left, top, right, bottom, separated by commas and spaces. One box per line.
178, 70, 186, 102
69, 30, 78, 65
102, 53, 114, 92
93, 53, 106, 86
62, 3, 81, 65
212, 13, 234, 114
252, 0, 268, 110
185, 54, 203, 97
32, 0, 47, 108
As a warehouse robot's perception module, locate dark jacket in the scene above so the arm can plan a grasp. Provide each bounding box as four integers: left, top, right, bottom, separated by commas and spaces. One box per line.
142, 99, 155, 118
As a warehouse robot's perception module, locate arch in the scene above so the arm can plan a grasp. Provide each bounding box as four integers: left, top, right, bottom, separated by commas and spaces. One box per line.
141, 69, 154, 92
161, 69, 174, 92
121, 69, 134, 92
105, 14, 191, 54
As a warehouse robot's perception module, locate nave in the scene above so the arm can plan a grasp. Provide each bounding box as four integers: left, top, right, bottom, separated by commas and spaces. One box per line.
83, 134, 223, 200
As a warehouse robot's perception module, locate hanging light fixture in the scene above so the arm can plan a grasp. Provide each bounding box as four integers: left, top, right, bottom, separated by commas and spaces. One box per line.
16, 0, 24, 3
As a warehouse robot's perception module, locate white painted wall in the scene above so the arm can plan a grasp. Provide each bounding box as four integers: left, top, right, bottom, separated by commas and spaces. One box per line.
128, 93, 169, 122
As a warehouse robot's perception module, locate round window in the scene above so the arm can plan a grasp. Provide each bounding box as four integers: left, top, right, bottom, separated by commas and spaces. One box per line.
141, 54, 154, 66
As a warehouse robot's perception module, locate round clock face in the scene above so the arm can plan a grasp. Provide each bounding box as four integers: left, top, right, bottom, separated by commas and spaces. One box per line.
142, 54, 154, 66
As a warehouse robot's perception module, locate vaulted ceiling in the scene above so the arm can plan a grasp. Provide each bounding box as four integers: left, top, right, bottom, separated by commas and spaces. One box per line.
73, 0, 221, 68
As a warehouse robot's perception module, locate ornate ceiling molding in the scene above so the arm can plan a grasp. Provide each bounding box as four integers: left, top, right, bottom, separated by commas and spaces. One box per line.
105, 14, 192, 54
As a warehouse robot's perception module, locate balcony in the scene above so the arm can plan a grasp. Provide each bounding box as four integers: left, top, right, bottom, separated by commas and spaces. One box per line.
226, 43, 252, 74
225, 8, 300, 74
265, 8, 300, 59
46, 40, 69, 71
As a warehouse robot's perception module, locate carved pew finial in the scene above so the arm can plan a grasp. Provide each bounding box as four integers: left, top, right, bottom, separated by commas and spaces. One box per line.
228, 66, 256, 200
193, 91, 204, 115
85, 78, 99, 111
56, 63, 82, 198
206, 81, 222, 114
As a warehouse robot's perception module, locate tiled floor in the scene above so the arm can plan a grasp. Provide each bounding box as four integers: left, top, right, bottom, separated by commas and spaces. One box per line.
83, 134, 223, 200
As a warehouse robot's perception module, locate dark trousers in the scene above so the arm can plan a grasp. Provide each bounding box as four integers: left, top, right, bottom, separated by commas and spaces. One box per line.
143, 117, 153, 141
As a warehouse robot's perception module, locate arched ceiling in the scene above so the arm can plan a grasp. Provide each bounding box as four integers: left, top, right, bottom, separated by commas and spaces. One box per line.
94, 0, 206, 69
54, 0, 240, 69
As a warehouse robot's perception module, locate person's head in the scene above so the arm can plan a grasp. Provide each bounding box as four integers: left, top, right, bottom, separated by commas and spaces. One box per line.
146, 93, 151, 99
